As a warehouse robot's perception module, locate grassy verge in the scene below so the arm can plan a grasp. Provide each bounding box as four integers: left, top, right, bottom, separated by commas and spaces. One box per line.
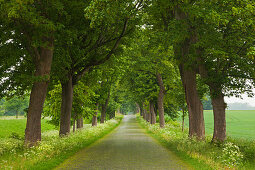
0, 115, 123, 170
137, 115, 255, 170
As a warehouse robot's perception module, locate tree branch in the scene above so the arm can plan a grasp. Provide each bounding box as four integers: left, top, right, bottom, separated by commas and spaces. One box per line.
88, 18, 129, 67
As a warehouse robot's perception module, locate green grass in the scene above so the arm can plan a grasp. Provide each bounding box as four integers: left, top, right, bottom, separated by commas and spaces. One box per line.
179, 110, 255, 140
0, 116, 56, 139
140, 113, 255, 169
138, 118, 213, 170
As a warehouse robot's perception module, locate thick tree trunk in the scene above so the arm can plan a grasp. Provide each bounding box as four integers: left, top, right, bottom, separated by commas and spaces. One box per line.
150, 101, 156, 124
198, 58, 226, 142
211, 91, 226, 142
59, 75, 74, 136
179, 64, 205, 139
174, 7, 205, 139
92, 103, 99, 126
100, 91, 110, 124
77, 117, 83, 129
25, 45, 53, 145
156, 73, 165, 128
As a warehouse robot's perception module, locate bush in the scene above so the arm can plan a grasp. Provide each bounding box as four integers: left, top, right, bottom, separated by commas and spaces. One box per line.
9, 132, 23, 140
156, 114, 173, 123
220, 142, 243, 167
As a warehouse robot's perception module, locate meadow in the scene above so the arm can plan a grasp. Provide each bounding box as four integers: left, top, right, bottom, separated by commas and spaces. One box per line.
181, 110, 255, 140
0, 116, 56, 139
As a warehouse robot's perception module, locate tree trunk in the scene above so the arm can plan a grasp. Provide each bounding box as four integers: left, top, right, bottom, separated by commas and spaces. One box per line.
135, 103, 140, 114
143, 105, 146, 120
139, 103, 144, 117
211, 91, 226, 142
198, 58, 226, 142
182, 109, 185, 132
147, 107, 151, 123
179, 64, 205, 139
156, 73, 165, 128
154, 106, 158, 116
92, 103, 99, 126
16, 110, 18, 119
59, 75, 74, 136
173, 4, 205, 139
100, 91, 110, 124
144, 106, 149, 122
150, 101, 156, 124
77, 117, 83, 129
73, 119, 76, 132
25, 45, 53, 145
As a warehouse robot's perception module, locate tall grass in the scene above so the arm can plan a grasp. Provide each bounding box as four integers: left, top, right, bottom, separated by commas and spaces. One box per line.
137, 115, 255, 169
0, 115, 123, 170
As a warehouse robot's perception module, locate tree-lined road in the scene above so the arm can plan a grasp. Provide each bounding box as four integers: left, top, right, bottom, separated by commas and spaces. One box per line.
56, 115, 189, 170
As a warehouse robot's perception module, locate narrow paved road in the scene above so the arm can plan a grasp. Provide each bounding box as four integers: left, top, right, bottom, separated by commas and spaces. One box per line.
56, 115, 190, 170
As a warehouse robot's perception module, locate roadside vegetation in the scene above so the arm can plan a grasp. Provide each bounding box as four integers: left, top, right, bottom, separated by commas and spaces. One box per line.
138, 115, 255, 169
0, 115, 123, 170
0, 117, 56, 139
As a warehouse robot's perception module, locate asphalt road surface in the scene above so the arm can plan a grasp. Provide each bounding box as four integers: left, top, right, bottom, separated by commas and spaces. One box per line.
55, 115, 190, 170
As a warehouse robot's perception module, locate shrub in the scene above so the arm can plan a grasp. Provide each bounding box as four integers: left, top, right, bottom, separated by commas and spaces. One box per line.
9, 132, 23, 140
156, 114, 173, 123
219, 142, 243, 167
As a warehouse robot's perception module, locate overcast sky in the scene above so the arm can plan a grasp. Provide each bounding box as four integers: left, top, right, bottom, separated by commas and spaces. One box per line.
225, 89, 255, 107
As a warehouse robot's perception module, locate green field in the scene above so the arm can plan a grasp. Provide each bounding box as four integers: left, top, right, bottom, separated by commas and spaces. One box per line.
0, 116, 56, 138
181, 110, 255, 140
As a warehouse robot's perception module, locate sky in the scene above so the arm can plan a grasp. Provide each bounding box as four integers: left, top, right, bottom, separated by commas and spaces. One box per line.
225, 89, 255, 107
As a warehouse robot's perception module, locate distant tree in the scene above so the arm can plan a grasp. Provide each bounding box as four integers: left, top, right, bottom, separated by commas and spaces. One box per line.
0, 99, 5, 116
1, 95, 29, 118
202, 96, 213, 110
